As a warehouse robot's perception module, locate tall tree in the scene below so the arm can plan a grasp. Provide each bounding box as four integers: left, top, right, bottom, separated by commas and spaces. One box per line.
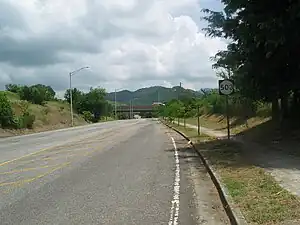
203, 1, 300, 122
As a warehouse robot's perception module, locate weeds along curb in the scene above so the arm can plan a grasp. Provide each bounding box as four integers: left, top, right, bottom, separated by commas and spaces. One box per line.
162, 120, 248, 225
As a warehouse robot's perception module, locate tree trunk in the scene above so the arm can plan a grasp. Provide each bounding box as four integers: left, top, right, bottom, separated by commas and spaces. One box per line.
272, 97, 279, 121
281, 94, 289, 120
291, 89, 300, 126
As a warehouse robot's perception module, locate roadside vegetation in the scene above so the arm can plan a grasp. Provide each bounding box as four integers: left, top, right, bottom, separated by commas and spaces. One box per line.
0, 84, 116, 136
158, 1, 300, 224
167, 123, 300, 225
157, 90, 272, 137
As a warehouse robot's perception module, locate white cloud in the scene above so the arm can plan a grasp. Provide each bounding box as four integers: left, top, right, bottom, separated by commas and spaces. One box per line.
0, 0, 226, 93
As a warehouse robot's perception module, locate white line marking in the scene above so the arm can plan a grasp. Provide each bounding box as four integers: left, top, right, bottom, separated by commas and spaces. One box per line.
168, 137, 180, 225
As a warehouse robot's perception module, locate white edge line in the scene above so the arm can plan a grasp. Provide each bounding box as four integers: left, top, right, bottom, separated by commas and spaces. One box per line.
168, 137, 180, 225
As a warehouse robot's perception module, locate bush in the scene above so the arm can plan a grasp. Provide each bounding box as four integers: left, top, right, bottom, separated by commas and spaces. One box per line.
19, 100, 29, 114
0, 92, 15, 128
43, 107, 50, 115
15, 112, 35, 129
5, 84, 21, 93
82, 111, 93, 122
18, 84, 56, 105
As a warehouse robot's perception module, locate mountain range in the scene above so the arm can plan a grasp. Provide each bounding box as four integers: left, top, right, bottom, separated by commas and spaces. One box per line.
105, 86, 205, 105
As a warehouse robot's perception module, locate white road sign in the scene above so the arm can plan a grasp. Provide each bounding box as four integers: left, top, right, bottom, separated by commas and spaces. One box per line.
218, 79, 234, 95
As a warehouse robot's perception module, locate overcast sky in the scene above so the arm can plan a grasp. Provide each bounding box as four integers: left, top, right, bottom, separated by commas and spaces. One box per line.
0, 0, 225, 96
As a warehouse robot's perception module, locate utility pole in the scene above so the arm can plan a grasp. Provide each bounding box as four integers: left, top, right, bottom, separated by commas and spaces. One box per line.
177, 82, 182, 100
226, 95, 230, 139
197, 105, 200, 135
177, 82, 182, 125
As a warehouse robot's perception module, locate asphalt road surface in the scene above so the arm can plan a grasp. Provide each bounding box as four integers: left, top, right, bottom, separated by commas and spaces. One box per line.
0, 119, 229, 225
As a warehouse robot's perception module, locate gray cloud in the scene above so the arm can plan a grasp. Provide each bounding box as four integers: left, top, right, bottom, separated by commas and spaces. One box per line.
0, 0, 225, 93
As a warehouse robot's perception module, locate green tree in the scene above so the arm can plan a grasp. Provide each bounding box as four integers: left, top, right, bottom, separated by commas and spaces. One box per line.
202, 1, 300, 124
80, 87, 107, 121
18, 84, 56, 105
5, 84, 22, 93
0, 92, 14, 128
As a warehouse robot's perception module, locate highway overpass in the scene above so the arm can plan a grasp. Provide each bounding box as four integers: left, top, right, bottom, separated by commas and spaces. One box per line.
117, 105, 155, 113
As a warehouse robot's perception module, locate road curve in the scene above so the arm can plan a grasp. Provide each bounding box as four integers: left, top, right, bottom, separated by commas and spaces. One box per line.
0, 119, 229, 225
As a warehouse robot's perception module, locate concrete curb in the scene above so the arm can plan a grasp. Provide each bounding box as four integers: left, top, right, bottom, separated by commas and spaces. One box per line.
162, 121, 248, 225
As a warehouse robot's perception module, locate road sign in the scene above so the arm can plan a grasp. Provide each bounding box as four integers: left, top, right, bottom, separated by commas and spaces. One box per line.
219, 79, 234, 95
218, 79, 234, 140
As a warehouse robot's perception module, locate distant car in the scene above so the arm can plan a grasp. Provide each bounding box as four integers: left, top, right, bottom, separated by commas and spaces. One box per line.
152, 102, 165, 106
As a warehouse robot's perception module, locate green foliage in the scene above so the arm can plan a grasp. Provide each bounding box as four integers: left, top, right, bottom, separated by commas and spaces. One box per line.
0, 92, 15, 128
118, 112, 129, 120
19, 100, 30, 114
16, 112, 36, 129
5, 84, 22, 93
82, 111, 94, 122
202, 1, 300, 124
105, 86, 202, 105
158, 91, 271, 121
0, 92, 36, 129
64, 88, 84, 105
15, 84, 56, 105
64, 87, 114, 123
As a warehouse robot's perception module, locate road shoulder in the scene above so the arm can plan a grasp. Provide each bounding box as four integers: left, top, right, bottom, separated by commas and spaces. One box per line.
163, 126, 230, 225
167, 122, 300, 225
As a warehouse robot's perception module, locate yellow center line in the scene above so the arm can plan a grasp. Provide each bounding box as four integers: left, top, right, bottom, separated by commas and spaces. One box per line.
0, 164, 62, 175
0, 146, 60, 167
42, 152, 89, 161
0, 127, 133, 191
0, 145, 107, 192
0, 162, 70, 187
0, 128, 120, 167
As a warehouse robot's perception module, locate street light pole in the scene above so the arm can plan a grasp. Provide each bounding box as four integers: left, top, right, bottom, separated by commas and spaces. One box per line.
69, 66, 89, 127
130, 100, 132, 119
69, 72, 73, 127
114, 89, 117, 120
114, 88, 123, 120
131, 98, 138, 119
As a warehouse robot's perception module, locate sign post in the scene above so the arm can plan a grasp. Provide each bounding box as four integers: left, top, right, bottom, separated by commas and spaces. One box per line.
197, 105, 200, 136
218, 79, 234, 139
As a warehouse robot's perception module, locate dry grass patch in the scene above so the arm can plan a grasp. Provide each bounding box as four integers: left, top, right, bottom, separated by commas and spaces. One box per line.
166, 122, 212, 143
184, 115, 270, 135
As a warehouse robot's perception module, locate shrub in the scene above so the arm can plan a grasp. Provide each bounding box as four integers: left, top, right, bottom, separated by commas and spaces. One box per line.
19, 100, 29, 114
18, 84, 56, 105
18, 112, 36, 129
43, 107, 50, 115
5, 84, 21, 93
82, 111, 93, 122
0, 92, 15, 128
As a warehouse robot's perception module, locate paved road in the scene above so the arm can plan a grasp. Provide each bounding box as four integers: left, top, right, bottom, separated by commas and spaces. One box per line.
0, 119, 229, 225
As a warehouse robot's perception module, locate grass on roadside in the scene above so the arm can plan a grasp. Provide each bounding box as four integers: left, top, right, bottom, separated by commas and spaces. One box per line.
171, 123, 300, 225
169, 122, 213, 143
183, 115, 271, 135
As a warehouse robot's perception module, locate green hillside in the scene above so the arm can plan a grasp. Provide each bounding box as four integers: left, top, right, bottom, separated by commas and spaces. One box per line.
0, 90, 87, 137
105, 86, 202, 105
